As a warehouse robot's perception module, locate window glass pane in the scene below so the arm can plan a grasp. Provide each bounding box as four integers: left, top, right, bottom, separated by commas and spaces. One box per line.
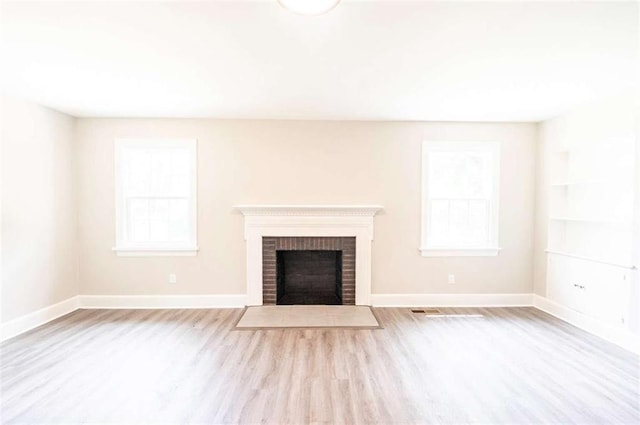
128, 199, 149, 220
148, 199, 170, 241
150, 151, 173, 196
130, 219, 149, 242
149, 199, 169, 219
169, 150, 191, 196
169, 199, 188, 220
429, 152, 490, 199
127, 199, 149, 242
125, 151, 151, 196
168, 199, 189, 241
430, 199, 490, 247
149, 219, 169, 241
468, 200, 489, 245
429, 200, 449, 246
448, 200, 469, 245
125, 198, 190, 243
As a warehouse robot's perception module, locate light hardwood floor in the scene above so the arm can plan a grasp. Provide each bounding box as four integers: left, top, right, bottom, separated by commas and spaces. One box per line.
1, 307, 638, 424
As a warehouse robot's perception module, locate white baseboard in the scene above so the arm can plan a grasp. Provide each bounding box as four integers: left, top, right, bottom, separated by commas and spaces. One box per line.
4, 293, 636, 355
1, 296, 79, 342
78, 294, 247, 309
370, 293, 534, 307
533, 295, 640, 354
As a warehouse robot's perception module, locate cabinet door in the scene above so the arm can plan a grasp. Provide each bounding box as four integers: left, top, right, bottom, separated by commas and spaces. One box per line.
547, 256, 587, 313
585, 265, 629, 327
566, 258, 589, 313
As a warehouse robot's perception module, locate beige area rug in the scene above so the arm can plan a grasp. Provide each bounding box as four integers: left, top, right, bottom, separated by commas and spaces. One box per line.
235, 305, 381, 329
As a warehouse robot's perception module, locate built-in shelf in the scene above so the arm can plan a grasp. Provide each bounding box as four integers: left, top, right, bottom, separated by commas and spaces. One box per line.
543, 103, 637, 348
549, 216, 630, 225
550, 180, 599, 187
545, 249, 636, 270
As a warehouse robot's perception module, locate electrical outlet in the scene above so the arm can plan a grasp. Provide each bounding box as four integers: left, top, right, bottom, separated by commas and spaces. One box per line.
169, 273, 177, 284
448, 274, 455, 284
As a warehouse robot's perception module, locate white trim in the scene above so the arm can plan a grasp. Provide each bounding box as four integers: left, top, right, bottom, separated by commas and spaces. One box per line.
114, 138, 198, 256
371, 293, 533, 307
79, 295, 247, 309
421, 141, 501, 255
533, 295, 640, 354
420, 247, 502, 257
112, 246, 199, 257
235, 205, 383, 306
1, 296, 80, 342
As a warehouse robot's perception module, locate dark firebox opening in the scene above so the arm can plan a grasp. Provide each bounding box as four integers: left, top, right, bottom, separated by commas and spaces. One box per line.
276, 250, 343, 305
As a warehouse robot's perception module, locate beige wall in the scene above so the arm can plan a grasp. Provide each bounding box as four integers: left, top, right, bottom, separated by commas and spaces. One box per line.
1, 97, 78, 322
76, 119, 536, 297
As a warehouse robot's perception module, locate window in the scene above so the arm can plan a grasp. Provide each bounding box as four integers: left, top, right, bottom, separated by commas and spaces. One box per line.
421, 141, 501, 256
114, 139, 197, 256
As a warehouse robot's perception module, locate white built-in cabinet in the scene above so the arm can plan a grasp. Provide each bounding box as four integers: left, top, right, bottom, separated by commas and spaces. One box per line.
547, 255, 631, 326
545, 113, 637, 331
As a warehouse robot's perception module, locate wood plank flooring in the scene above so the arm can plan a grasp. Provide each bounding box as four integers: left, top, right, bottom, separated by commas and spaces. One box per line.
1, 307, 638, 424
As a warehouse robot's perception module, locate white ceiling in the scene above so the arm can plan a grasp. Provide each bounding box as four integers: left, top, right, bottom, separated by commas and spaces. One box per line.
1, 0, 637, 121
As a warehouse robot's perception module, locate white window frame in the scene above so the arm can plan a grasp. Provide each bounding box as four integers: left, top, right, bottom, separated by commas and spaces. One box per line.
113, 138, 198, 257
420, 141, 501, 257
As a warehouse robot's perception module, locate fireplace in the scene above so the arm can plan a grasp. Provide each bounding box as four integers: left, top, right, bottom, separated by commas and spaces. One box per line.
276, 250, 342, 305
263, 237, 355, 305
235, 205, 382, 306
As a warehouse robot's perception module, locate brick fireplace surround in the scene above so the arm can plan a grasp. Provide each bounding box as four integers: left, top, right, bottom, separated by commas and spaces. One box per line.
235, 205, 383, 306
262, 237, 356, 305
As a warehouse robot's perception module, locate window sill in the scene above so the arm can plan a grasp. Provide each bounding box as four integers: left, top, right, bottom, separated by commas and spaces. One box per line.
419, 247, 502, 257
112, 246, 199, 257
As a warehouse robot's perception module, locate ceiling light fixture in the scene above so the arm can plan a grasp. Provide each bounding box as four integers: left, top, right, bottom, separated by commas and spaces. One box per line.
278, 0, 341, 16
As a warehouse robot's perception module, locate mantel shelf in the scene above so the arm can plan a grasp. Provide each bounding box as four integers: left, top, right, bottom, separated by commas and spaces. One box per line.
234, 205, 384, 217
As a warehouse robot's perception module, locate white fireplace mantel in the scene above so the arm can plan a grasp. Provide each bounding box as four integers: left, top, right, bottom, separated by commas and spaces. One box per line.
235, 205, 383, 306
